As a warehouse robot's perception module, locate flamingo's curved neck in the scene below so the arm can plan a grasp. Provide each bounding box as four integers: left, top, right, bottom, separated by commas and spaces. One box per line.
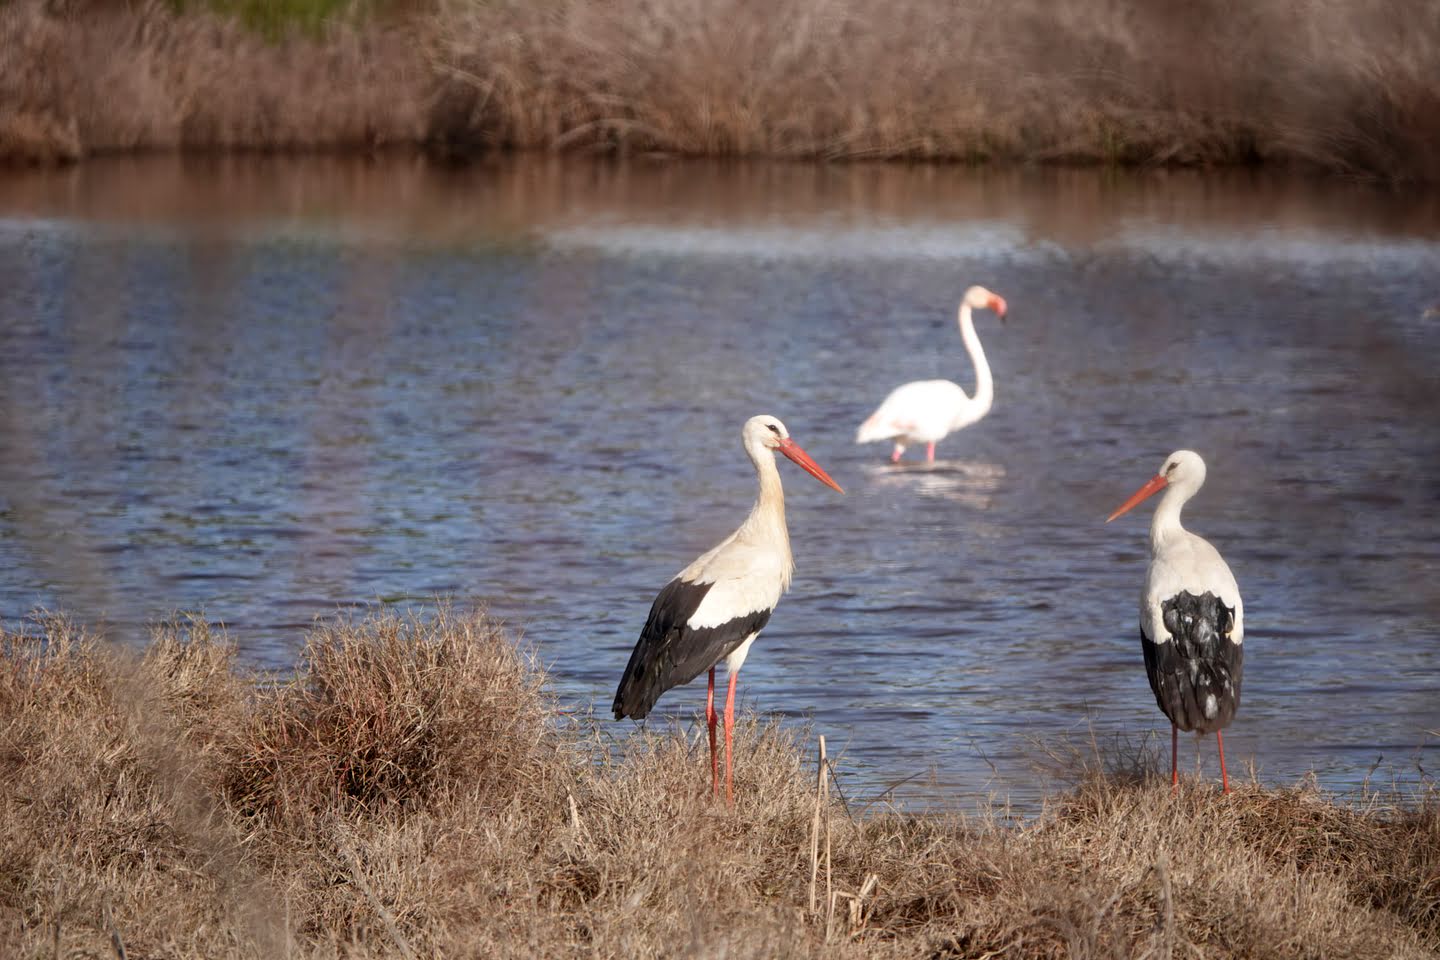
1149, 483, 1193, 552
957, 303, 993, 421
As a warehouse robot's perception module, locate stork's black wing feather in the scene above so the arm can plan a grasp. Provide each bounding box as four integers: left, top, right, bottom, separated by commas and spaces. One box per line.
1141, 590, 1242, 734
612, 577, 772, 720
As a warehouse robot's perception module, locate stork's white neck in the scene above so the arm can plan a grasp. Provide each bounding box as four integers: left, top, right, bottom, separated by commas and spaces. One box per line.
739, 441, 793, 582
1150, 479, 1199, 553
957, 303, 993, 423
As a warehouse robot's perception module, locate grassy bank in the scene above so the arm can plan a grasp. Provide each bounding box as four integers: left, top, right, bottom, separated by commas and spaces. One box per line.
1, 0, 1438, 179
1, 610, 1436, 958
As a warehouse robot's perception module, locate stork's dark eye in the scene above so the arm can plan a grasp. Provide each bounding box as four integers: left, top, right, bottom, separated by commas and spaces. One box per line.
766, 424, 781, 434
1165, 462, 1177, 473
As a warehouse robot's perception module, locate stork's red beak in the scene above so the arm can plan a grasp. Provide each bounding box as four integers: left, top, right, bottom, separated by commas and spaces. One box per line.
778, 438, 845, 494
1107, 473, 1167, 523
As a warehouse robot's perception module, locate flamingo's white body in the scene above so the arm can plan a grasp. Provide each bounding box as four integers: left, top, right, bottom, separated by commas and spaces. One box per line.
1109, 450, 1244, 793
856, 286, 1007, 462
612, 415, 844, 804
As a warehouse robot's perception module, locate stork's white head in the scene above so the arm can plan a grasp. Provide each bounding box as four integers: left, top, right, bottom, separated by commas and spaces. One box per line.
962, 285, 1008, 320
744, 414, 789, 452
1159, 450, 1206, 491
1107, 449, 1207, 522
743, 415, 844, 493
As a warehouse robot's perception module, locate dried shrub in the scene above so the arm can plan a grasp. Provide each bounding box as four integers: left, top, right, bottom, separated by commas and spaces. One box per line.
217, 607, 550, 839
0, 614, 272, 958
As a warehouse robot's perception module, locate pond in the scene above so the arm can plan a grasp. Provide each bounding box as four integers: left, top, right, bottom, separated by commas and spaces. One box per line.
1, 155, 1437, 811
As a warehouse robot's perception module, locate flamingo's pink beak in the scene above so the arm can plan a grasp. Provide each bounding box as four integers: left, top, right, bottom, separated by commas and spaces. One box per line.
778, 438, 845, 494
989, 295, 1008, 322
1107, 473, 1167, 523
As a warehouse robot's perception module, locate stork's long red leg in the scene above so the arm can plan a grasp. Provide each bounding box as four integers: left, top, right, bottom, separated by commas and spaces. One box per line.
1217, 730, 1230, 794
1171, 724, 1179, 792
926, 442, 936, 462
890, 445, 904, 463
723, 670, 739, 806
706, 667, 719, 798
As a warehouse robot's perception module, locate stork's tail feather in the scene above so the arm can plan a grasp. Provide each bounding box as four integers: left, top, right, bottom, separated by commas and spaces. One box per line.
612, 663, 662, 721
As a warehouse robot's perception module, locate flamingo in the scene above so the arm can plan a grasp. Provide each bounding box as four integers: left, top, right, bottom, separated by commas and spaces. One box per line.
855, 285, 1008, 463
1108, 450, 1244, 793
612, 415, 844, 804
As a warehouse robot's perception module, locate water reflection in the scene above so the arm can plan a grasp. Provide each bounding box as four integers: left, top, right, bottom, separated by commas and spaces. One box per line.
0, 156, 1437, 812
863, 460, 1007, 511
3, 154, 1440, 248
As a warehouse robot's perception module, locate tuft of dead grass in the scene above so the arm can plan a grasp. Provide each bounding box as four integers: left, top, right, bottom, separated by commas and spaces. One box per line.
2, 0, 1440, 179
0, 613, 268, 958
218, 608, 549, 838
0, 607, 1436, 958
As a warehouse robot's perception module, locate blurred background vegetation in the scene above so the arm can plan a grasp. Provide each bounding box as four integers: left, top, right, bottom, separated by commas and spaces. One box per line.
3, 0, 1437, 179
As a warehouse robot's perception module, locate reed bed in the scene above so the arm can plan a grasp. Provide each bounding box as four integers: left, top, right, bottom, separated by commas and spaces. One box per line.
1, 609, 1436, 957
436, 0, 1440, 180
1, 0, 1438, 178
0, 0, 429, 162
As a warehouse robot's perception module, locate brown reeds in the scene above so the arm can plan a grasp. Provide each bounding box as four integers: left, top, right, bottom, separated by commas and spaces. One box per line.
437, 0, 1440, 179
0, 0, 430, 162
2, 0, 1439, 179
1, 607, 1436, 957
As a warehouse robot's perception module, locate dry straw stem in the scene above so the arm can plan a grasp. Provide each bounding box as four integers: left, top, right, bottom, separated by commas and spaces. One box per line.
2, 0, 1439, 178
0, 608, 1437, 958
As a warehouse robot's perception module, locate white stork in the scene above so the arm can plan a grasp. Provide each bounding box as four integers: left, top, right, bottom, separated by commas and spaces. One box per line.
855, 285, 1008, 463
1108, 450, 1245, 793
612, 415, 844, 804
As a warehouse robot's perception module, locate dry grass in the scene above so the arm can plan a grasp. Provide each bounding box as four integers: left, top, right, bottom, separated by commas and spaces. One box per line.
1, 0, 1439, 178
0, 0, 430, 161
0, 609, 1436, 958
435, 0, 1440, 179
